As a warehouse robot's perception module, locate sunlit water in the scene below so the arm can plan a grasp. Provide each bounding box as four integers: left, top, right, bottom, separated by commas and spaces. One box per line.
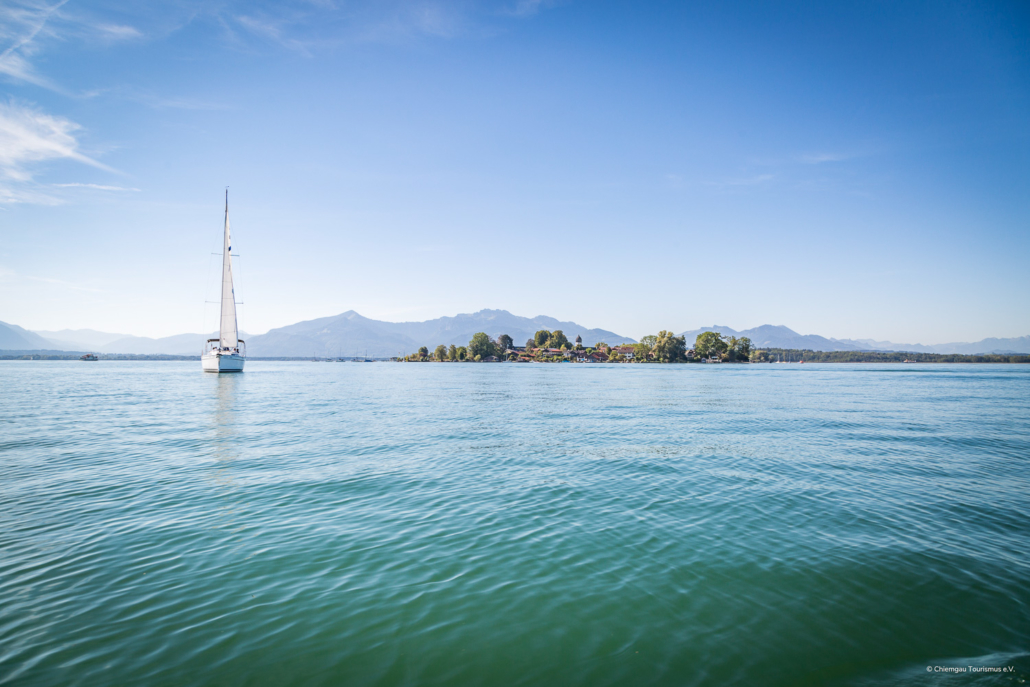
2, 362, 1029, 686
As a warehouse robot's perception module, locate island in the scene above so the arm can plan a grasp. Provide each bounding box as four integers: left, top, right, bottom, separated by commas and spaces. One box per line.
399, 331, 1030, 364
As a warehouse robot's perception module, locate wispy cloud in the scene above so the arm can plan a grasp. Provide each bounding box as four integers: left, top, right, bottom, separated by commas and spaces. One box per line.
94, 23, 143, 41
405, 4, 466, 39
53, 182, 139, 191
796, 152, 852, 165
0, 100, 118, 204
236, 13, 315, 56
0, 185, 60, 204
0, 0, 143, 91
0, 0, 69, 90
505, 0, 559, 18
232, 2, 478, 50
0, 101, 114, 178
80, 85, 228, 111
4, 0, 561, 92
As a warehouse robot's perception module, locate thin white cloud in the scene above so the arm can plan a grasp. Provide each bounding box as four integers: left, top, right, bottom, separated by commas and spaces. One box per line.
228, 0, 561, 51
236, 14, 315, 56
53, 183, 139, 191
797, 152, 851, 165
0, 101, 118, 204
0, 0, 143, 91
0, 0, 69, 89
0, 185, 60, 204
408, 4, 461, 38
0, 101, 114, 178
507, 0, 548, 17
0, 50, 51, 88
95, 24, 143, 41
80, 85, 228, 110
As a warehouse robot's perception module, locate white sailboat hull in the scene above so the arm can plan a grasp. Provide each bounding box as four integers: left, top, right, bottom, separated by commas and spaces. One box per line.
202, 352, 245, 373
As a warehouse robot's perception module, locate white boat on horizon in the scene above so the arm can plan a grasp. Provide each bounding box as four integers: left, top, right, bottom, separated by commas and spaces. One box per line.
202, 191, 245, 373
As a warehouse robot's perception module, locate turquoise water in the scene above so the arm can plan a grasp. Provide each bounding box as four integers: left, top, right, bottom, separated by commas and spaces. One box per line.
2, 362, 1029, 686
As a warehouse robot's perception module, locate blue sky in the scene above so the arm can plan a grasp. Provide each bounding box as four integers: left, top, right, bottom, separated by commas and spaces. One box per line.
1, 0, 1027, 343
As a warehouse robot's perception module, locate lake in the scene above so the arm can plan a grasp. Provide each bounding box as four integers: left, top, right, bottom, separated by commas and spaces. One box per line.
2, 362, 1028, 686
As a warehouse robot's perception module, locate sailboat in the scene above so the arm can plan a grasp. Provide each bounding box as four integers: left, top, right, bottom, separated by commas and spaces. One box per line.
202, 191, 246, 373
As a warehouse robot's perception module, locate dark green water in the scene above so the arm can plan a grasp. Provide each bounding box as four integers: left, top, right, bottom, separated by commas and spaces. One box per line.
2, 362, 1028, 686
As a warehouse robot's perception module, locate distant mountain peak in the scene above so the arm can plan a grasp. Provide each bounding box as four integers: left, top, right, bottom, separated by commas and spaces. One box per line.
451, 309, 511, 321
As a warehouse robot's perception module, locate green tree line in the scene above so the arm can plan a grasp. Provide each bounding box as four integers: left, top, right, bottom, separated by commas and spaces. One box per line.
402, 331, 1030, 364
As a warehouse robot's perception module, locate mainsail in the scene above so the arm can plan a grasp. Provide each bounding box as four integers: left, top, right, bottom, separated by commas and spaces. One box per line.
219, 191, 238, 350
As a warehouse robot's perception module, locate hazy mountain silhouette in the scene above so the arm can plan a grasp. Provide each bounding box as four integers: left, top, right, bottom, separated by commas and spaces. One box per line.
679, 325, 1030, 354
679, 325, 864, 352
34, 329, 132, 351
0, 321, 59, 350
246, 309, 635, 358
5, 315, 1027, 356
829, 335, 1030, 355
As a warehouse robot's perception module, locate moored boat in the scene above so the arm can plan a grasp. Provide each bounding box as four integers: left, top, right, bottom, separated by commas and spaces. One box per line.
80, 353, 98, 361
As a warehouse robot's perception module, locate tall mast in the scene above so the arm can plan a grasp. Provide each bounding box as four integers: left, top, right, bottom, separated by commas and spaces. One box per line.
219, 189, 239, 350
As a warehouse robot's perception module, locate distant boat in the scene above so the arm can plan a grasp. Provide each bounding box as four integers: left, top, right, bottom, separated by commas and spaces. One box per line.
80, 353, 98, 361
202, 191, 245, 373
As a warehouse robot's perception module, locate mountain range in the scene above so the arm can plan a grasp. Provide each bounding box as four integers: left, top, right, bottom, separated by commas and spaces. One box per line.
679, 325, 863, 353
2, 313, 1027, 356
830, 335, 1030, 356
679, 325, 1030, 355
0, 310, 633, 357
244, 310, 634, 358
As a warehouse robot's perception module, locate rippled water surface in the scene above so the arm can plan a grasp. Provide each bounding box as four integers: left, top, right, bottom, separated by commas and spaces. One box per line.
2, 362, 1029, 686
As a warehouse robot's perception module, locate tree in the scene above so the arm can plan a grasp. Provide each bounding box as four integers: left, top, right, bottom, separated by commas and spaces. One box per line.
417, 346, 429, 359
468, 332, 495, 359
607, 350, 624, 362
534, 330, 551, 347
456, 346, 467, 361
737, 337, 753, 360
448, 344, 458, 361
496, 334, 514, 352
474, 354, 482, 362
640, 334, 658, 349
594, 342, 608, 351
722, 336, 753, 361
548, 330, 569, 349
526, 338, 536, 349
632, 343, 650, 360
434, 344, 447, 361
653, 330, 687, 362
694, 331, 727, 359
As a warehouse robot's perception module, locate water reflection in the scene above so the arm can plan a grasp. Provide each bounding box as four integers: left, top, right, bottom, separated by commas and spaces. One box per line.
210, 374, 246, 549
213, 372, 240, 443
